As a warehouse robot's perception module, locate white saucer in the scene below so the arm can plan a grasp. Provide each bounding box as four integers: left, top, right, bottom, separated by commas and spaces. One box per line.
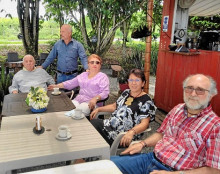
52, 91, 61, 95
71, 113, 85, 120
55, 132, 72, 141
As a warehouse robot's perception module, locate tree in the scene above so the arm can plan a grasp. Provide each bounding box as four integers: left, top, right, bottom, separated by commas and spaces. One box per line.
43, 0, 66, 29
17, 0, 40, 58
43, 0, 144, 57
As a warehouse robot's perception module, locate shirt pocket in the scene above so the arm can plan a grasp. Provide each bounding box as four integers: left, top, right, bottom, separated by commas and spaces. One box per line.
180, 129, 204, 152
67, 46, 78, 59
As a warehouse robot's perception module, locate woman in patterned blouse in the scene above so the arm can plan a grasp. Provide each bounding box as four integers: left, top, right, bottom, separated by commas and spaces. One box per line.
90, 68, 157, 147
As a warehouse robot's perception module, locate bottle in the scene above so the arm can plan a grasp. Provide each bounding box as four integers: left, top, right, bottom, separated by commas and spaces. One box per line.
35, 116, 42, 131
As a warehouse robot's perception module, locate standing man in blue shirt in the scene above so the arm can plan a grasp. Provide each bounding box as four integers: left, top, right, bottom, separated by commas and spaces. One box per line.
39, 24, 88, 83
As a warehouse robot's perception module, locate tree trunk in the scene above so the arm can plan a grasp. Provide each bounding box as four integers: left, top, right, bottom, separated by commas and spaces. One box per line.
143, 0, 153, 94
121, 20, 130, 59
17, 0, 39, 58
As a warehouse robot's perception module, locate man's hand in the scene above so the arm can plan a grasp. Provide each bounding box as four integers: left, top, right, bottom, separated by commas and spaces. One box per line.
150, 170, 173, 174
90, 108, 99, 120
120, 131, 134, 147
36, 66, 43, 69
120, 142, 143, 155
12, 90, 18, 94
47, 85, 56, 91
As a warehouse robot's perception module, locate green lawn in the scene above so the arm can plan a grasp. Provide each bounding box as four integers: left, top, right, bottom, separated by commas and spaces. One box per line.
0, 40, 51, 45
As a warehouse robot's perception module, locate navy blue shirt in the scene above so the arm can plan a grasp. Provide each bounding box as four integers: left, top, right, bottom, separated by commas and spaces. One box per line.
42, 39, 88, 72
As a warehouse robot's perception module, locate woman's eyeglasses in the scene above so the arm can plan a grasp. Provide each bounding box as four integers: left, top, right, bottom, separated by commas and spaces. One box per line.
89, 61, 100, 65
128, 79, 141, 83
184, 86, 210, 95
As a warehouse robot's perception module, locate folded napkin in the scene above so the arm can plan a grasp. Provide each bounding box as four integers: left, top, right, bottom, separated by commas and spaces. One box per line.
65, 109, 75, 117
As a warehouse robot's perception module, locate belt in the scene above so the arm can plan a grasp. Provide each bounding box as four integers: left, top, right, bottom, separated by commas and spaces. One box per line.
153, 153, 176, 171
57, 70, 77, 75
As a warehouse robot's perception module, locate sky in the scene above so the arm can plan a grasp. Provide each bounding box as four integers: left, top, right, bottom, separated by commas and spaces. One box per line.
0, 0, 46, 17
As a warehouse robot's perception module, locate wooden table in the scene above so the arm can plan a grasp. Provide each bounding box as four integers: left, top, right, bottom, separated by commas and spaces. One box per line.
0, 112, 110, 174
1, 91, 75, 116
5, 61, 23, 74
21, 160, 122, 174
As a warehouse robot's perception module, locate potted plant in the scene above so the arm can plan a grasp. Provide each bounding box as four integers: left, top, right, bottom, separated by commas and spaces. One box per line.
118, 49, 144, 92
0, 63, 13, 111
25, 86, 50, 113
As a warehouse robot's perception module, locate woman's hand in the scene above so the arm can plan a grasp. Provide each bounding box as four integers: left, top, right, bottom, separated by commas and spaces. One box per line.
120, 142, 143, 155
90, 108, 99, 120
88, 97, 97, 110
120, 131, 134, 147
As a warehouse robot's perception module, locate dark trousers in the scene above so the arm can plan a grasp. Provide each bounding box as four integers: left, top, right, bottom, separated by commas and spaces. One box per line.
90, 119, 114, 146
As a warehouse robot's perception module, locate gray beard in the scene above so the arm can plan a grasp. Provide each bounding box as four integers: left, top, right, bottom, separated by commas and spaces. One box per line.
184, 94, 210, 110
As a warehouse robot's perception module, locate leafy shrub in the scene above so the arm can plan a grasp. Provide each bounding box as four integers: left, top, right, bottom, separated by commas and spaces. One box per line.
0, 63, 13, 110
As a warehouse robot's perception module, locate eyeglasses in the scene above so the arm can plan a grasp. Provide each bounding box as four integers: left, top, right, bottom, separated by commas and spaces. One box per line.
128, 79, 141, 83
184, 86, 210, 95
89, 61, 100, 65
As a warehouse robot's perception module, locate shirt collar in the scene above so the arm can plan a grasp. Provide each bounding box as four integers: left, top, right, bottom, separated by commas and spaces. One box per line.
61, 38, 74, 44
23, 67, 36, 71
183, 103, 212, 118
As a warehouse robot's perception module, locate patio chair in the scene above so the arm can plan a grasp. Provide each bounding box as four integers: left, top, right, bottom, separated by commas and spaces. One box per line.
37, 53, 48, 65
6, 52, 22, 74
6, 52, 20, 62
94, 111, 152, 155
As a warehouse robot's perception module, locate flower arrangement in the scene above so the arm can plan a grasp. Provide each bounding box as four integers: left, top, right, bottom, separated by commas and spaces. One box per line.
25, 87, 49, 110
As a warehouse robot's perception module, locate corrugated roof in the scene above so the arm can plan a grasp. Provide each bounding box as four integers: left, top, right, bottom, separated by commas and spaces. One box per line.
189, 0, 220, 16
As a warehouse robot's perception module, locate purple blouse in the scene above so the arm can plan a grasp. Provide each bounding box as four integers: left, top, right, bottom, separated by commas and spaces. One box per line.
63, 72, 109, 106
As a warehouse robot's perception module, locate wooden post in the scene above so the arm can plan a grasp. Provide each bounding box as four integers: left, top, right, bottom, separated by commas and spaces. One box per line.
143, 0, 154, 94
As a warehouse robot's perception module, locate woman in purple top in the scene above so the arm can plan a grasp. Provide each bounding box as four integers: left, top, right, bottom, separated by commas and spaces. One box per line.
48, 54, 109, 115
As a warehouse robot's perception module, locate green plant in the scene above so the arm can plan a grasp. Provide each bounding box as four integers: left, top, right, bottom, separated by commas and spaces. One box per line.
0, 63, 13, 110
118, 49, 144, 84
150, 42, 159, 75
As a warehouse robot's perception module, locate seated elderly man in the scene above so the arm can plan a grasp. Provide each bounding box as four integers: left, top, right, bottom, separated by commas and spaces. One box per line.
9, 54, 55, 94
111, 74, 220, 174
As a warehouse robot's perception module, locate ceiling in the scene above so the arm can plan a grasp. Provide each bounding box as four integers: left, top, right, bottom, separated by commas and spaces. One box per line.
189, 0, 220, 16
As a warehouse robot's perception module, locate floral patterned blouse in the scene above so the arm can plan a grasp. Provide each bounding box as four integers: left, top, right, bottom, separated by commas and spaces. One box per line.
103, 89, 157, 141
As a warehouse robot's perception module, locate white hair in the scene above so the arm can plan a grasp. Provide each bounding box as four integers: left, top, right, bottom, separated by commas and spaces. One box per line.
183, 74, 218, 96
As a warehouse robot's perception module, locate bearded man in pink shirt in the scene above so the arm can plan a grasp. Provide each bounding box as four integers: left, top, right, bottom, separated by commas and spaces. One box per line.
111, 74, 220, 174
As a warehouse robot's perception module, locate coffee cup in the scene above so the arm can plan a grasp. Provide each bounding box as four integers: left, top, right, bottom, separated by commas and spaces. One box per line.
74, 109, 82, 118
58, 125, 68, 138
53, 87, 59, 94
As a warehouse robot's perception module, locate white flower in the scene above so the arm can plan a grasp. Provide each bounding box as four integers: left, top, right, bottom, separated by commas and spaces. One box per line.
25, 87, 49, 109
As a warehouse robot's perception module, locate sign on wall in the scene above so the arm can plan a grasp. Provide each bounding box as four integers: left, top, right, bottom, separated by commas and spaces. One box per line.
163, 16, 169, 32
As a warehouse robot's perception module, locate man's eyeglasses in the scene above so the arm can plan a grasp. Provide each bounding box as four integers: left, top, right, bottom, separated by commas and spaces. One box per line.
184, 86, 210, 95
89, 61, 100, 65
128, 79, 141, 83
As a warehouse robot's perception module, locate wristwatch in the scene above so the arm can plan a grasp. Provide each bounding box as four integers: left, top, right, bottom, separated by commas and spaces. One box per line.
179, 171, 185, 174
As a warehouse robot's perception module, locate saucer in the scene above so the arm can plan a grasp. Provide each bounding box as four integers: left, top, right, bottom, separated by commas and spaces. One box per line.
55, 132, 72, 141
71, 113, 85, 120
52, 91, 61, 95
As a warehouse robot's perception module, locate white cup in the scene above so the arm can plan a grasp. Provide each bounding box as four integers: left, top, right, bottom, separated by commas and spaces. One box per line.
74, 109, 82, 118
58, 125, 68, 138
53, 87, 59, 94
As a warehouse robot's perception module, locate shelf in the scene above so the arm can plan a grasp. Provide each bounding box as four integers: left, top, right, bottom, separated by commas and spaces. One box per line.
167, 50, 200, 56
